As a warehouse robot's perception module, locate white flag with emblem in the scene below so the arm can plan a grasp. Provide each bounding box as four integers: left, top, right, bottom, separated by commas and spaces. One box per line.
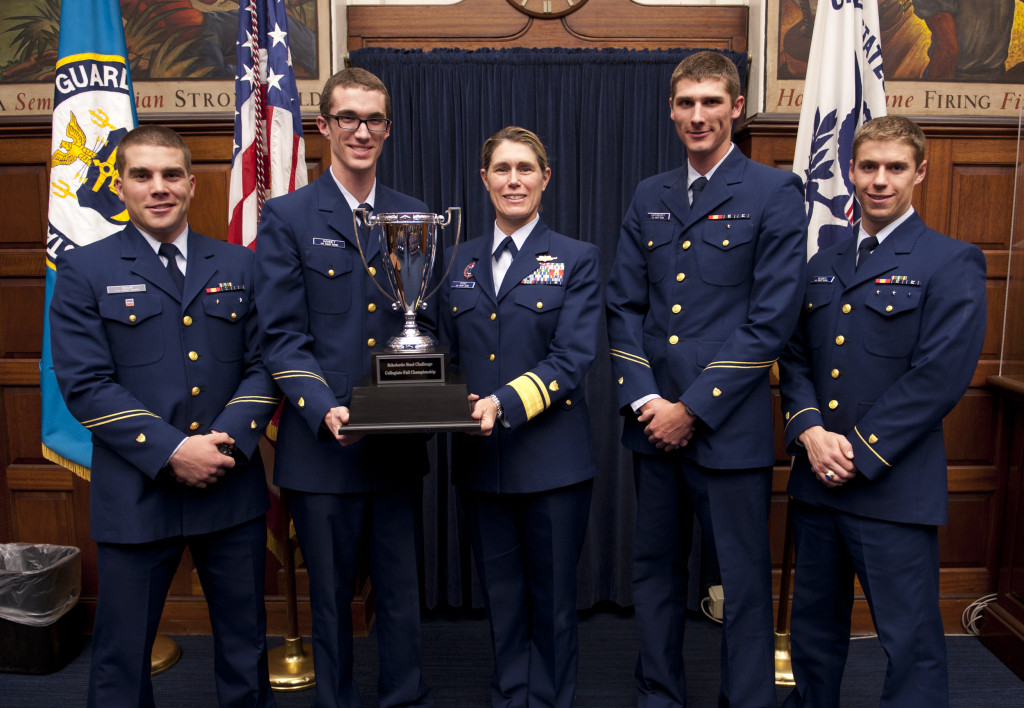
793, 0, 887, 259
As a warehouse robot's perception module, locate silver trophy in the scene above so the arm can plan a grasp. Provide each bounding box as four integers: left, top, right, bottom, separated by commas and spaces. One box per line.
353, 208, 461, 352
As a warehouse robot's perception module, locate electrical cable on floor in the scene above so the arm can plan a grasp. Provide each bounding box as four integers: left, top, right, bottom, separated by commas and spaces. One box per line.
700, 596, 723, 624
961, 593, 998, 635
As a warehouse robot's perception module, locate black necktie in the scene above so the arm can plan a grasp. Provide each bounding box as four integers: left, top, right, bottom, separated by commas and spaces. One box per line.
493, 235, 518, 261
158, 243, 185, 294
856, 235, 879, 270
690, 176, 707, 208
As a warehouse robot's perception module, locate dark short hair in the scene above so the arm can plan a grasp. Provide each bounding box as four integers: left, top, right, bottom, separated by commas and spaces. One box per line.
669, 51, 741, 103
319, 67, 392, 119
852, 115, 926, 167
481, 126, 549, 173
115, 125, 192, 175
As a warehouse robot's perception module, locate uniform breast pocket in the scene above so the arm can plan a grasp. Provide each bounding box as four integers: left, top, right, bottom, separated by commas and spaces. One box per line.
641, 221, 676, 283
698, 221, 754, 287
514, 284, 565, 317
862, 287, 922, 358
802, 282, 836, 349
305, 246, 353, 314
98, 294, 164, 367
449, 285, 480, 321
202, 292, 249, 362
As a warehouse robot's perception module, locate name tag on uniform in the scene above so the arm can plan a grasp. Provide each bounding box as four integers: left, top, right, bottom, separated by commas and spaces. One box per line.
107, 284, 147, 294
647, 212, 671, 221
450, 280, 475, 289
810, 276, 835, 283
312, 237, 345, 248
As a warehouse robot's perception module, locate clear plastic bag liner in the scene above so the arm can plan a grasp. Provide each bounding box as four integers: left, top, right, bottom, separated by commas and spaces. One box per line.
0, 544, 81, 627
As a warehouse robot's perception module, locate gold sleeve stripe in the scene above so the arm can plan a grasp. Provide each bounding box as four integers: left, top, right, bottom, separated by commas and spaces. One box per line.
783, 407, 819, 432
707, 359, 777, 366
508, 373, 550, 421
855, 426, 892, 467
227, 396, 282, 406
610, 349, 651, 368
80, 409, 156, 426
704, 362, 775, 370
272, 370, 329, 386
84, 410, 160, 428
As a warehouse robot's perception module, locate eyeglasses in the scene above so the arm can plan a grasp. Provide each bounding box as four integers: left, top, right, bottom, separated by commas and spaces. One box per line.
322, 114, 392, 132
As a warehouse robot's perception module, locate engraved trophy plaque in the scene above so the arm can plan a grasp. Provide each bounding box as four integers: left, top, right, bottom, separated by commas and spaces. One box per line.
345, 208, 477, 433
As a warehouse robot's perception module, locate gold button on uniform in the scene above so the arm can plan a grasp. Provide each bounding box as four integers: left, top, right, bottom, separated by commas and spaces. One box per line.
807, 302, 814, 310
647, 240, 654, 247
669, 335, 679, 345
842, 304, 852, 314
490, 313, 497, 320
682, 240, 691, 250
828, 400, 838, 410
785, 411, 790, 421
231, 312, 237, 319
368, 266, 376, 276
536, 302, 543, 309
183, 316, 192, 326
189, 421, 200, 431
191, 387, 200, 396
367, 338, 376, 347
672, 304, 681, 314
129, 314, 137, 322
328, 269, 335, 277
188, 351, 199, 361
452, 306, 458, 313
835, 335, 845, 346
368, 303, 376, 313
712, 387, 722, 397
676, 273, 686, 282
885, 305, 893, 312
831, 369, 840, 379
565, 399, 572, 406
722, 239, 730, 247
489, 353, 496, 361
868, 434, 878, 444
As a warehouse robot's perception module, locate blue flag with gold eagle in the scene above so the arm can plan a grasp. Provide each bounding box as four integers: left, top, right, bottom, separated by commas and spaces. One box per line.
41, 0, 138, 476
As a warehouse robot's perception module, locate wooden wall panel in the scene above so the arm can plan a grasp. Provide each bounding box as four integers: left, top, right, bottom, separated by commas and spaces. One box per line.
0, 166, 46, 246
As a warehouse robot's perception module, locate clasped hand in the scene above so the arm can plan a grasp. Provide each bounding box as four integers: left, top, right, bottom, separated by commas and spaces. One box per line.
639, 398, 696, 452
169, 431, 234, 488
799, 425, 857, 488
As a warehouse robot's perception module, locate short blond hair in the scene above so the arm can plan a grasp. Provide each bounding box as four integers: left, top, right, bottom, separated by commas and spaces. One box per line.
852, 116, 926, 167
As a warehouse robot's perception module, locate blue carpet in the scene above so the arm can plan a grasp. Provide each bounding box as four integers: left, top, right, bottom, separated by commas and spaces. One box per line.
2, 610, 1022, 706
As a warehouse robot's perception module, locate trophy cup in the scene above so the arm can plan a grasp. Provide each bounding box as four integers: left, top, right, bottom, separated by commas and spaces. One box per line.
344, 208, 478, 433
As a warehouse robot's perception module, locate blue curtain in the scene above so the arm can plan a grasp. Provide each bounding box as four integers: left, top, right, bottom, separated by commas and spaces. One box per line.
350, 47, 748, 609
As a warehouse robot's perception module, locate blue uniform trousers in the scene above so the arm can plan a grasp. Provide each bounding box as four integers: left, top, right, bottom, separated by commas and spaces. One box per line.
461, 480, 593, 708
288, 486, 432, 708
782, 500, 947, 708
88, 516, 273, 708
632, 453, 774, 708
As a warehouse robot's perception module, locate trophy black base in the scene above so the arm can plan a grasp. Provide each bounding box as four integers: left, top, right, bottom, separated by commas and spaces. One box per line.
345, 382, 479, 434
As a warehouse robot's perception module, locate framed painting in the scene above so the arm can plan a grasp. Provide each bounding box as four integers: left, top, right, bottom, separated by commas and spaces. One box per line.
0, 0, 330, 119
766, 0, 1024, 117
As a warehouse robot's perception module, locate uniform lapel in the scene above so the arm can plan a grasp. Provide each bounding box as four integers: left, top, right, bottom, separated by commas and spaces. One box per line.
182, 231, 216, 308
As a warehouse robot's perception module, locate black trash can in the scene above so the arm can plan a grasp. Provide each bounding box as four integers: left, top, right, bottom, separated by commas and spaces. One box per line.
0, 543, 83, 674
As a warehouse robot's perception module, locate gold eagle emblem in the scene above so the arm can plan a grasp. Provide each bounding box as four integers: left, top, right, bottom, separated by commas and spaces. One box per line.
51, 113, 98, 168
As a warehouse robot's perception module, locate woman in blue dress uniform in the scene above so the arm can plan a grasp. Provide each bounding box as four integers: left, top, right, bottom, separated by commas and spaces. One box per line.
443, 126, 602, 708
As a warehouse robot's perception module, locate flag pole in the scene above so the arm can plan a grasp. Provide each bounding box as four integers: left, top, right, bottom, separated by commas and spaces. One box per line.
267, 492, 315, 690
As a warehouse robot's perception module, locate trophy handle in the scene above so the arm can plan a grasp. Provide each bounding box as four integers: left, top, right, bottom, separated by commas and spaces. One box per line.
352, 207, 400, 304
423, 207, 463, 305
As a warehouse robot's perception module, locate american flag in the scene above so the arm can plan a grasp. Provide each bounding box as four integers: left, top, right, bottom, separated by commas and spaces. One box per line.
229, 0, 307, 250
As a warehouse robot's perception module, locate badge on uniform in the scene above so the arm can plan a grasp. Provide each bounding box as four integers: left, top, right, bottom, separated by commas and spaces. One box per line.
707, 213, 750, 220
522, 261, 565, 285
875, 275, 920, 286
647, 212, 671, 221
810, 276, 835, 283
463, 262, 476, 279
312, 237, 345, 248
107, 284, 146, 294
206, 283, 245, 293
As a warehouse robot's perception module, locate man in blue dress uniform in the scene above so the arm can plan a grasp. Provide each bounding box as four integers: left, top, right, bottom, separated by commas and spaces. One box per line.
779, 115, 987, 708
606, 51, 807, 707
50, 125, 279, 707
254, 67, 434, 708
